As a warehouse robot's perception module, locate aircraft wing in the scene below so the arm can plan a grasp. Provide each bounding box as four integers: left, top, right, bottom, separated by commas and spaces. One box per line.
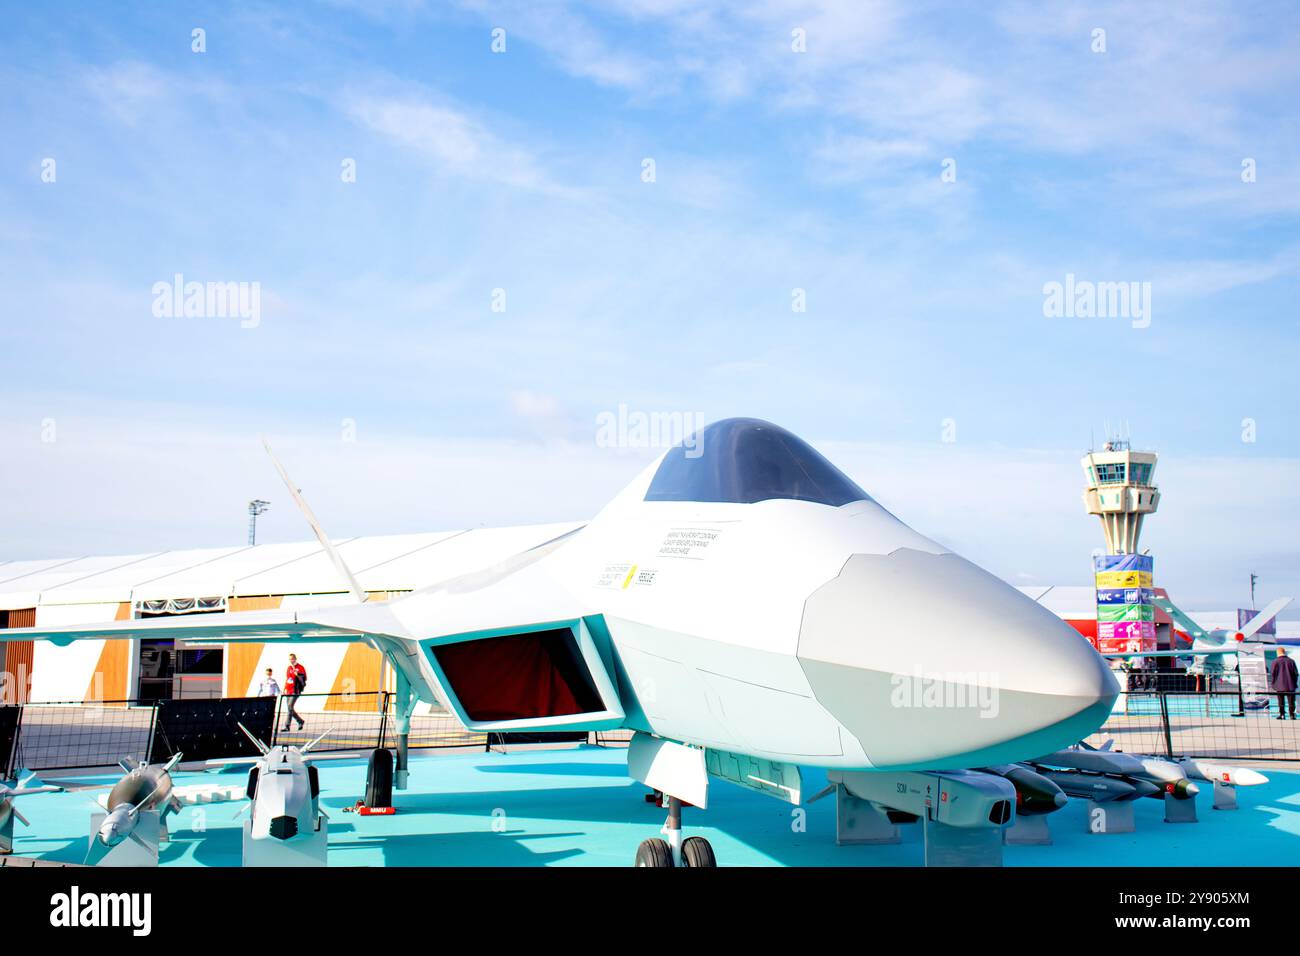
1241, 597, 1293, 639
0, 607, 390, 646
1148, 593, 1210, 642
1100, 649, 1235, 659
0, 602, 438, 703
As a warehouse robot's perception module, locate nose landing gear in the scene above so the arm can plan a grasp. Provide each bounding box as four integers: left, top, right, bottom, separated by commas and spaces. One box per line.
634, 795, 717, 867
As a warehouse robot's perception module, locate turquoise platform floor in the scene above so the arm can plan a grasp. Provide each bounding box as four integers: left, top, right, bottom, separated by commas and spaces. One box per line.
13, 746, 1300, 866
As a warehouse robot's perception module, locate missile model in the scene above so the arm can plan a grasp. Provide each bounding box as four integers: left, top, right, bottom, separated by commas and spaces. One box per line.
980, 764, 1068, 816
0, 771, 62, 852
1032, 768, 1149, 802
829, 768, 1016, 828
1176, 758, 1269, 788
86, 753, 184, 864
1032, 747, 1147, 777
212, 723, 355, 846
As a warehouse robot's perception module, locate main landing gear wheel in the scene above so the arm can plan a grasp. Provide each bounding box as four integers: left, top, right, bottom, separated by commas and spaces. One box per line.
680, 835, 716, 868
635, 837, 675, 867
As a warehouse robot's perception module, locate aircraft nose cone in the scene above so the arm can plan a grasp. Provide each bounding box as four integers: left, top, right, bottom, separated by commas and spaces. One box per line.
798, 549, 1119, 769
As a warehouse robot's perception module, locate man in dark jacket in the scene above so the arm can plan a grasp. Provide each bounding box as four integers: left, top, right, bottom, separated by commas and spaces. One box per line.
1270, 648, 1298, 720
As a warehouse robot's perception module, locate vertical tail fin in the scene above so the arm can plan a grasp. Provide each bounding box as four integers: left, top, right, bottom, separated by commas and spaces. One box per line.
262, 438, 368, 604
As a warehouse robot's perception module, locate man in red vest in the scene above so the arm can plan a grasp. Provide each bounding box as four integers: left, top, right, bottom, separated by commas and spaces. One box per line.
283, 653, 307, 731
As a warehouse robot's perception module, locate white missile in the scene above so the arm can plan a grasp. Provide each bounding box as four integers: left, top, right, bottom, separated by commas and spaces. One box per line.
1177, 758, 1269, 788
830, 769, 1016, 829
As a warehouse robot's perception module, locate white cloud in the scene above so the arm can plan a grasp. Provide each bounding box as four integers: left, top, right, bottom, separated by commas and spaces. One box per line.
343, 89, 574, 195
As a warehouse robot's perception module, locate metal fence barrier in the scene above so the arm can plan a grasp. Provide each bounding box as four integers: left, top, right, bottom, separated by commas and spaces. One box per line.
6, 700, 156, 775
1088, 690, 1300, 762
1, 693, 635, 775
33, 691, 1295, 774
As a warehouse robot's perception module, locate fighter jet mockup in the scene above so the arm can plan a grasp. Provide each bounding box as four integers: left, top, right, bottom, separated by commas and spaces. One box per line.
2, 418, 1120, 865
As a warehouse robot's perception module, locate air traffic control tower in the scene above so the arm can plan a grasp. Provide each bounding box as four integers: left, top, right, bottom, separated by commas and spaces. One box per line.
1081, 440, 1160, 554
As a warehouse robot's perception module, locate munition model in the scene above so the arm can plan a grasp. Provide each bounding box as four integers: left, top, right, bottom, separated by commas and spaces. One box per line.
228, 724, 337, 844
1177, 758, 1268, 789
1030, 744, 1200, 803
1031, 767, 1149, 803
981, 764, 1068, 815
0, 771, 61, 852
86, 753, 183, 864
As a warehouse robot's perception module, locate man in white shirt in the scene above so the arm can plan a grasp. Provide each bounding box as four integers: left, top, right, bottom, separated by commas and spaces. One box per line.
257, 668, 280, 698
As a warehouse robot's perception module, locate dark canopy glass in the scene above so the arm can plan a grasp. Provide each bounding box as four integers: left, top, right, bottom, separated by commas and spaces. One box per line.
644, 418, 871, 506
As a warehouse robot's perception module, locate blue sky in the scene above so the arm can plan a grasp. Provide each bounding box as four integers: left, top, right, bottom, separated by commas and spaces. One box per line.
1, 1, 1297, 612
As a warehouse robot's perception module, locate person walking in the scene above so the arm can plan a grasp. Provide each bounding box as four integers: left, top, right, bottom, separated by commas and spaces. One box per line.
256, 668, 280, 698
283, 653, 307, 731
1270, 647, 1297, 720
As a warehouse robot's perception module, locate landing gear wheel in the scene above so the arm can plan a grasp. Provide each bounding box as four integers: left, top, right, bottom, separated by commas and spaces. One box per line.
680, 835, 716, 868
634, 837, 675, 867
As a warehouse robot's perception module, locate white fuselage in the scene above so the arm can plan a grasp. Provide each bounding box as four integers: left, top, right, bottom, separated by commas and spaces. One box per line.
380, 454, 1118, 772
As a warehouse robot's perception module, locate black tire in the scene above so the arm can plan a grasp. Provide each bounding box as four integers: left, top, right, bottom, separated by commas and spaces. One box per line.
634, 837, 674, 867
680, 836, 716, 868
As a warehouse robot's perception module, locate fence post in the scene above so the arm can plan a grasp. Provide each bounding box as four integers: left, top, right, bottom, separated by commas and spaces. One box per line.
1159, 691, 1174, 758
144, 702, 158, 764
8, 704, 24, 779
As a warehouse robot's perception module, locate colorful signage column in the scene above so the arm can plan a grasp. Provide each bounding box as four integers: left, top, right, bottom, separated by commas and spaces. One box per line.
1094, 553, 1156, 655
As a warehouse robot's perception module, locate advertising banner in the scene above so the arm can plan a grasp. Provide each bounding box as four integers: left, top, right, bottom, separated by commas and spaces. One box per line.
1095, 570, 1154, 588
1097, 620, 1156, 642
1097, 603, 1156, 623
1094, 553, 1154, 573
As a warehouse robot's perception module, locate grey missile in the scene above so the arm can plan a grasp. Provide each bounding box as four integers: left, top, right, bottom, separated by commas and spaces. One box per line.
981, 764, 1068, 816
1116, 754, 1200, 800
86, 752, 184, 864
1033, 747, 1147, 776
1033, 768, 1141, 803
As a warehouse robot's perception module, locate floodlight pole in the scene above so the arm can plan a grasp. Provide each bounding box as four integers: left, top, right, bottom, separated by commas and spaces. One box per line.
248, 499, 270, 546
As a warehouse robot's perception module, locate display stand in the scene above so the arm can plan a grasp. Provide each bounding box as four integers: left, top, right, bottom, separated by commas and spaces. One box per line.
0, 813, 13, 854
1212, 781, 1238, 810
835, 784, 900, 845
1085, 799, 1135, 833
1164, 793, 1197, 823
242, 813, 328, 867
923, 817, 1004, 866
88, 810, 161, 867
1004, 813, 1052, 846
